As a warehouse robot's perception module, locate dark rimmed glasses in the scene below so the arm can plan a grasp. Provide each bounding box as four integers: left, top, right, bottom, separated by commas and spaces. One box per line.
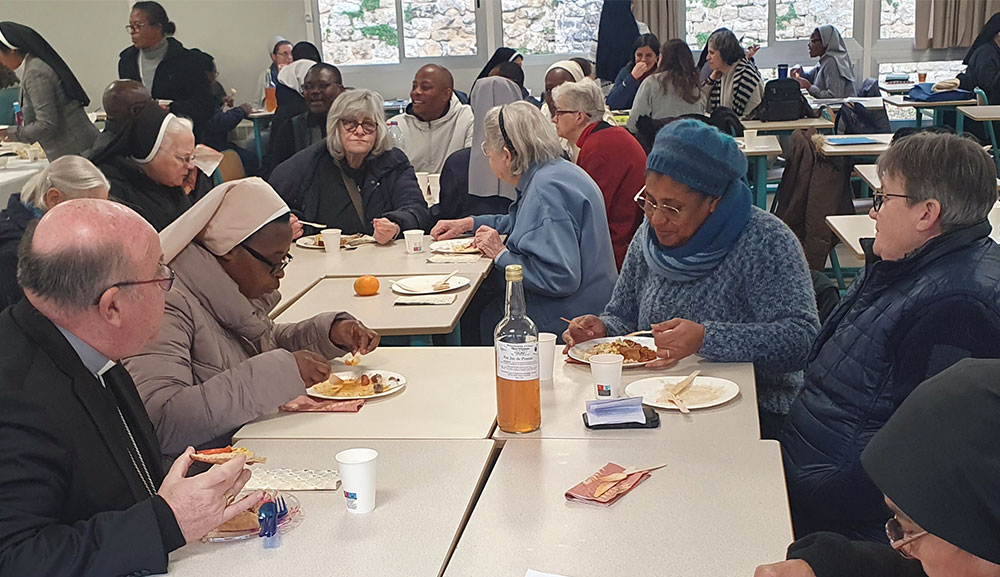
340, 118, 377, 135
93, 263, 174, 305
872, 192, 909, 212
886, 516, 928, 559
241, 244, 293, 277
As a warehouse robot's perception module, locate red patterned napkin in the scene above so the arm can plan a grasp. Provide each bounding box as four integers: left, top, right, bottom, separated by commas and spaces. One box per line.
279, 395, 364, 412
564, 462, 651, 506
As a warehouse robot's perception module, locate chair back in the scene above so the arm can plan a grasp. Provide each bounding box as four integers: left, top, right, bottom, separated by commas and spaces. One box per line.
217, 149, 245, 183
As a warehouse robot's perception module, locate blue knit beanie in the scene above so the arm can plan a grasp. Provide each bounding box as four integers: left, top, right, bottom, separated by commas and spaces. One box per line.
646, 119, 747, 197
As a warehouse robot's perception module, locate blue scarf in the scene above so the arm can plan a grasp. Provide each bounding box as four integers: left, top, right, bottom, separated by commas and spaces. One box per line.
641, 180, 752, 282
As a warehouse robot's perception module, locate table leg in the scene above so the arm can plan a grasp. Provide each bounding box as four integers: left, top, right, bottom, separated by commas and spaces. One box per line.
445, 325, 462, 346
957, 109, 966, 134
753, 156, 768, 210
915, 108, 923, 128
933, 108, 944, 126
253, 119, 264, 166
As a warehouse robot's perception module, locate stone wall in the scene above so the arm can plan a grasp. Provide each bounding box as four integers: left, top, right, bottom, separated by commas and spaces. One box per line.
880, 0, 915, 38
319, 0, 401, 64
501, 0, 602, 55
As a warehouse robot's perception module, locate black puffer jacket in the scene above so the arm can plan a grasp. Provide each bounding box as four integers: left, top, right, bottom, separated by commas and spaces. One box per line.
269, 142, 430, 235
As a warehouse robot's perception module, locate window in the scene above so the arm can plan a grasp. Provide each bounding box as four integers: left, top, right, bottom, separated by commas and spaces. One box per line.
317, 0, 477, 65
686, 0, 768, 49
774, 0, 853, 40
880, 0, 914, 39
501, 0, 603, 56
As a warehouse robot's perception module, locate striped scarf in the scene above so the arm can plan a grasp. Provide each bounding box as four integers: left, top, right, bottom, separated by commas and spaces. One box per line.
709, 57, 761, 118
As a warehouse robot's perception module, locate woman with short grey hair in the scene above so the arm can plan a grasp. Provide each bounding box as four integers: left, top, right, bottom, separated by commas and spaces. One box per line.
270, 88, 429, 244
431, 101, 619, 341
0, 155, 110, 309
551, 78, 647, 270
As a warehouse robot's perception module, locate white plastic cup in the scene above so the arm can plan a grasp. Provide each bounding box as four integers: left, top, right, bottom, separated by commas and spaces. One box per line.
403, 229, 424, 253
427, 174, 441, 204
743, 129, 758, 149
538, 332, 557, 381
26, 148, 39, 162
0, 157, 8, 169
415, 171, 430, 193
320, 228, 341, 254
590, 353, 624, 398
336, 448, 378, 514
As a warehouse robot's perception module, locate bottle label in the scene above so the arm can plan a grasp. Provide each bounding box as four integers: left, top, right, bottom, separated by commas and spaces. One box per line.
496, 341, 539, 381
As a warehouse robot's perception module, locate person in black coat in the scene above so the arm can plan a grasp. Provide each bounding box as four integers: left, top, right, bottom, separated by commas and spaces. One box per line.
779, 131, 1000, 543
0, 198, 260, 576
119, 2, 214, 142
756, 359, 1000, 577
264, 63, 343, 178
269, 89, 430, 243
0, 155, 110, 311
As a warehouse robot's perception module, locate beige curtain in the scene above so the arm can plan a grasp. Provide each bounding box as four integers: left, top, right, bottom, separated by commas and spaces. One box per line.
632, 0, 685, 42
915, 0, 1000, 49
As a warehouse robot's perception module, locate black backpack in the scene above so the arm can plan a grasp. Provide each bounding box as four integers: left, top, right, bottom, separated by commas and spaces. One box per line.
758, 78, 807, 121
834, 102, 891, 134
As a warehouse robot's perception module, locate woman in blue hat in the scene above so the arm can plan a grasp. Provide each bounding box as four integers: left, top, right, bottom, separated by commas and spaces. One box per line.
564, 118, 820, 438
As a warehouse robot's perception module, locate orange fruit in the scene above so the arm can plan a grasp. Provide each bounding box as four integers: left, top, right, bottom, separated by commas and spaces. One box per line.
354, 275, 379, 296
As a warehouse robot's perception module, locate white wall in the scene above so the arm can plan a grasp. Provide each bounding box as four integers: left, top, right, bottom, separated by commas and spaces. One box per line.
2, 0, 574, 108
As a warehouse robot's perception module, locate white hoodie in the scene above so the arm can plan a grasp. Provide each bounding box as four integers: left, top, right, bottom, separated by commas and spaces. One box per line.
395, 93, 474, 173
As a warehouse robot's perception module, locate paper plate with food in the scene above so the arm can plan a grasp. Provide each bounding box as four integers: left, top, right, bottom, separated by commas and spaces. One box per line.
624, 375, 739, 411
307, 370, 406, 401
390, 274, 471, 295
190, 446, 267, 465
428, 238, 480, 254
204, 490, 302, 542
567, 337, 658, 368
295, 234, 327, 250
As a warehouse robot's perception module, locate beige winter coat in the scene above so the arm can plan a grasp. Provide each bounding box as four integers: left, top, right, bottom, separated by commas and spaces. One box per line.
124, 243, 351, 459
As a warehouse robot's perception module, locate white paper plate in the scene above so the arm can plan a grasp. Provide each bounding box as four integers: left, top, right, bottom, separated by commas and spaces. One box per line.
295, 235, 326, 250
429, 239, 480, 254
306, 370, 407, 401
567, 336, 658, 368
390, 275, 471, 295
625, 376, 740, 410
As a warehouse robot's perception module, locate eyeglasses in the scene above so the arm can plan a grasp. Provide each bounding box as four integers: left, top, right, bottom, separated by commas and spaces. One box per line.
886, 516, 928, 559
340, 118, 377, 135
872, 192, 909, 212
173, 152, 195, 165
241, 244, 293, 277
93, 263, 174, 305
125, 22, 149, 32
633, 186, 682, 220
553, 110, 581, 117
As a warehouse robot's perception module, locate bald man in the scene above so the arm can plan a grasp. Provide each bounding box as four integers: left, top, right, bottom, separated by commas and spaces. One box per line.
396, 63, 474, 173
0, 199, 262, 576
85, 79, 156, 163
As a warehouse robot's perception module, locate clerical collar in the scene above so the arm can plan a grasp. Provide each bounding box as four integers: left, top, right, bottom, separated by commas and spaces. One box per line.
55, 325, 113, 378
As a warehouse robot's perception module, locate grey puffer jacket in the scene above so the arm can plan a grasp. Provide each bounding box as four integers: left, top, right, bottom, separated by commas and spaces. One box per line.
124, 243, 351, 460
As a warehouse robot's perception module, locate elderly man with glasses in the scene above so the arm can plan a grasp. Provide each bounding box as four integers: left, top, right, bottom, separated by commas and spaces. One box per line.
0, 199, 265, 575
124, 178, 379, 462
779, 131, 1000, 543
757, 358, 1000, 577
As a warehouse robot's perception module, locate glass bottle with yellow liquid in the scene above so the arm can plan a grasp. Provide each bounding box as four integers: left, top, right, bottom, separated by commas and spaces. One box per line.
494, 265, 541, 433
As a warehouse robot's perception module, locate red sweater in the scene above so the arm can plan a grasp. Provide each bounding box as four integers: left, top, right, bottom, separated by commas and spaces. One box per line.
575, 122, 646, 270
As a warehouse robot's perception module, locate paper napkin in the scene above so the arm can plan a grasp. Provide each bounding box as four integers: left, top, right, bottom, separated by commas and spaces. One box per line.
565, 462, 652, 507
394, 294, 457, 306
585, 397, 646, 426
279, 395, 364, 412
426, 254, 481, 264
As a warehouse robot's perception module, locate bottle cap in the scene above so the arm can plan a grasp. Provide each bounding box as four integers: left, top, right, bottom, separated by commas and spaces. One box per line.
505, 264, 523, 281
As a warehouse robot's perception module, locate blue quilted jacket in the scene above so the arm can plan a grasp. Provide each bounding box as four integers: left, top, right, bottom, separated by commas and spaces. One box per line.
780, 220, 1000, 541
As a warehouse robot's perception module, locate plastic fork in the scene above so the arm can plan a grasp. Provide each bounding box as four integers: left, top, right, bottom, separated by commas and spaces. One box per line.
276, 495, 288, 519
257, 501, 278, 538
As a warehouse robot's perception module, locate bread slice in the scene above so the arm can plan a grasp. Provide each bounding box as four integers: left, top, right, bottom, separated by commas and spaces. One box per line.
216, 507, 260, 532
190, 446, 267, 465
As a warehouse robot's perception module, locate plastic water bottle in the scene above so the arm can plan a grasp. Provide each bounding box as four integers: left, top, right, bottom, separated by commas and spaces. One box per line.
12, 101, 22, 128
387, 121, 405, 150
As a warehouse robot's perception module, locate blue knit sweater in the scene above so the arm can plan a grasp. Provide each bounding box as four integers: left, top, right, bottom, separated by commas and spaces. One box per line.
600, 208, 820, 415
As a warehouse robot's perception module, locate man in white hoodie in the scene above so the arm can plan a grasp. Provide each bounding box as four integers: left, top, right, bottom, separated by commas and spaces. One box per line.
396, 64, 474, 174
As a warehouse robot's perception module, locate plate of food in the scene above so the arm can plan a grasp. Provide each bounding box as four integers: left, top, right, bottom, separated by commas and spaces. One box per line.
204, 491, 302, 542
190, 446, 267, 465
429, 238, 480, 254
390, 274, 471, 295
295, 234, 326, 250
306, 370, 406, 400
624, 375, 739, 410
567, 337, 658, 367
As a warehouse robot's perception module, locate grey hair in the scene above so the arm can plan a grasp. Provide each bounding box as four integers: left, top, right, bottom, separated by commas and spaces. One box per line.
16, 221, 134, 310
20, 155, 109, 211
483, 101, 563, 177
155, 115, 194, 157
551, 78, 606, 122
326, 89, 391, 162
878, 131, 997, 233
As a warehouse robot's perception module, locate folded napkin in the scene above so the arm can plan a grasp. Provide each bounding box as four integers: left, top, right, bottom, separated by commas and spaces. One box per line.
344, 234, 376, 247
426, 254, 481, 264
565, 462, 651, 506
394, 294, 457, 306
279, 395, 364, 412
193, 144, 223, 176
932, 78, 960, 93
244, 468, 341, 491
